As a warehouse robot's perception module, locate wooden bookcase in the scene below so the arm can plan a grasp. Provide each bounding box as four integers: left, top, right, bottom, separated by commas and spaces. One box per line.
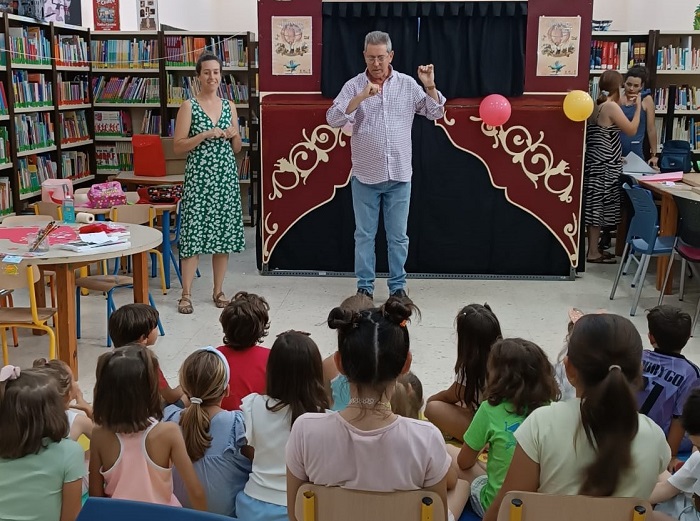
0, 17, 261, 225
587, 29, 700, 160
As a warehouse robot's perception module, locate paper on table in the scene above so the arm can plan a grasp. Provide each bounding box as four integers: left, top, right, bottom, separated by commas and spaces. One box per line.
623, 152, 657, 174
78, 232, 113, 244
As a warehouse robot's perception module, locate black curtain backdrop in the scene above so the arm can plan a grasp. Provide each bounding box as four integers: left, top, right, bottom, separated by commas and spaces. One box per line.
321, 2, 421, 99
265, 118, 571, 277
321, 1, 527, 99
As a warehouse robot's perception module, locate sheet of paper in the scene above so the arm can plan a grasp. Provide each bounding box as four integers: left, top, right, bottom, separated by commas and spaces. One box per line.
78, 232, 112, 244
623, 152, 657, 174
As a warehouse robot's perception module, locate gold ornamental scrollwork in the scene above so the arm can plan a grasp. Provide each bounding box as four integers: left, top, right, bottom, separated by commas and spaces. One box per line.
262, 213, 279, 262
564, 213, 579, 263
269, 124, 350, 201
469, 116, 574, 204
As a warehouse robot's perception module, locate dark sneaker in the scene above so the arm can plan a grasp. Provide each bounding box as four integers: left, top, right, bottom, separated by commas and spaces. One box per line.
390, 289, 412, 304
357, 288, 373, 300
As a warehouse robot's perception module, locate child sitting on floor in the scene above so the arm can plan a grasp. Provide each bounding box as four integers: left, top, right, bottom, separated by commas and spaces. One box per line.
426, 304, 503, 440
217, 291, 271, 411
652, 387, 700, 520
392, 371, 470, 519
89, 344, 206, 509
287, 298, 456, 520
238, 330, 328, 521
109, 303, 186, 406
0, 365, 85, 521
454, 338, 559, 518
639, 305, 698, 471
483, 314, 670, 521
322, 292, 375, 410
164, 347, 252, 516
33, 358, 93, 502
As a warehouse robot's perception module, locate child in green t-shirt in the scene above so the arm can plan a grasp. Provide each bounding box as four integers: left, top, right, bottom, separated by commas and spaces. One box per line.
455, 338, 559, 517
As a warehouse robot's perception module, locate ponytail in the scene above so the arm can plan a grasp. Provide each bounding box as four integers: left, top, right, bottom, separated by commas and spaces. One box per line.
567, 314, 643, 497
596, 91, 608, 105
579, 366, 639, 496
177, 348, 230, 461
179, 402, 213, 461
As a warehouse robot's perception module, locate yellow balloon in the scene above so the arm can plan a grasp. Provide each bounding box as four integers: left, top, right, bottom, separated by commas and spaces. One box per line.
563, 90, 594, 122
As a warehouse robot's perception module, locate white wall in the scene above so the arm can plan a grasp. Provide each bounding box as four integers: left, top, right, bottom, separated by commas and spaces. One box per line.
81, 0, 258, 32
594, 0, 698, 31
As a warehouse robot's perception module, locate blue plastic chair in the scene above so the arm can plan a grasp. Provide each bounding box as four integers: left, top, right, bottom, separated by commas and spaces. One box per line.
659, 194, 700, 335
77, 497, 232, 520
610, 183, 674, 315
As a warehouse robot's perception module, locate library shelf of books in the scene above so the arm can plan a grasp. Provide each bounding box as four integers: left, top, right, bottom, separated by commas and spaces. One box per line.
589, 29, 700, 160
0, 17, 261, 225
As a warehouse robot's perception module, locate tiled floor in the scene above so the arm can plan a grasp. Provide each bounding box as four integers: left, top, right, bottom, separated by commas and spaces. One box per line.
8, 228, 700, 401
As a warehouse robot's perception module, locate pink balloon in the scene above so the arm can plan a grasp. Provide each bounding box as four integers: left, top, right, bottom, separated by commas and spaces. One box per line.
479, 94, 512, 127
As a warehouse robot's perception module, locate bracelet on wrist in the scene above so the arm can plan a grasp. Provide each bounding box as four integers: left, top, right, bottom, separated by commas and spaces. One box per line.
425, 85, 436, 91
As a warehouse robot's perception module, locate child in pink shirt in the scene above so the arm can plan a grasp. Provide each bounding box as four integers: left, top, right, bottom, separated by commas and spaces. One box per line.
286, 297, 455, 520
217, 292, 271, 411
89, 344, 206, 510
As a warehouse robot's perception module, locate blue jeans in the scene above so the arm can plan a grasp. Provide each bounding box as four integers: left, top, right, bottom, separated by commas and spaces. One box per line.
351, 177, 411, 294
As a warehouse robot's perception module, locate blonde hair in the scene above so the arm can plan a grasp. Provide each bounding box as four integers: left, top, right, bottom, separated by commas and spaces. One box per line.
391, 372, 424, 419
179, 350, 229, 461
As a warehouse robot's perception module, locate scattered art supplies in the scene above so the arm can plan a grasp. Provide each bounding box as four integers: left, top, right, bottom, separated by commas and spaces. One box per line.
28, 221, 60, 252
58, 223, 131, 253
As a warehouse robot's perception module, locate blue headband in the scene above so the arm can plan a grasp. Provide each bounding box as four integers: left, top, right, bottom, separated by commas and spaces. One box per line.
198, 346, 230, 382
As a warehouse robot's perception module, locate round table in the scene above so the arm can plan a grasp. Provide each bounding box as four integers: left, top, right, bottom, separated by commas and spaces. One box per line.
0, 223, 162, 374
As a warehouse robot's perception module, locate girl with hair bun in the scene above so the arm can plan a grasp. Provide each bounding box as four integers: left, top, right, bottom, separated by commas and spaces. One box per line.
483, 314, 670, 521
286, 297, 458, 520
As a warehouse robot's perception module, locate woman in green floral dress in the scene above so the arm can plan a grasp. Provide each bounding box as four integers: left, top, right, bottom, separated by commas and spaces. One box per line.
173, 53, 245, 314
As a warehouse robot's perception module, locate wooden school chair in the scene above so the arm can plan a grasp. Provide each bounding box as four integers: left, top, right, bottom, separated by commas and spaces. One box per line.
110, 204, 167, 295
0, 264, 58, 365
496, 492, 652, 521
295, 484, 447, 521
33, 201, 63, 221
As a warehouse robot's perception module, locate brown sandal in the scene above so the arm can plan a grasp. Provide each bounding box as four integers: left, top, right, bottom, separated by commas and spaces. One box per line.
178, 294, 194, 314
213, 292, 228, 308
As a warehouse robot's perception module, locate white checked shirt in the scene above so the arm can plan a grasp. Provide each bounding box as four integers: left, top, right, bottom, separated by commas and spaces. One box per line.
326, 68, 446, 185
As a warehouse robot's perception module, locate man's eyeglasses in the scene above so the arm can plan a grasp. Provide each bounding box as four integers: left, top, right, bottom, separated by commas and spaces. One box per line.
365, 55, 389, 64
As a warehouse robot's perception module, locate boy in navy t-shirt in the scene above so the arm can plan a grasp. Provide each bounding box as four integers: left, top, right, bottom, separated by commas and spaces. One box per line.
639, 305, 699, 471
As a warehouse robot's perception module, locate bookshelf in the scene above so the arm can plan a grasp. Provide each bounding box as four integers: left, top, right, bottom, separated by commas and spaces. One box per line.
91, 30, 160, 178
53, 21, 93, 191
586, 30, 700, 160
588, 30, 655, 102
651, 32, 700, 155
162, 30, 258, 225
0, 18, 261, 224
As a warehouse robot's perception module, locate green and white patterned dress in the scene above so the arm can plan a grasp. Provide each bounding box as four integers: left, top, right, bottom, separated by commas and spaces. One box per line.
180, 98, 245, 258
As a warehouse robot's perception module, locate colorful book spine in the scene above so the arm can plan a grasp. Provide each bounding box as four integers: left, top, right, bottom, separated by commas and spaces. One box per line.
54, 34, 89, 66
12, 71, 53, 107
14, 112, 55, 151
59, 110, 90, 143
91, 39, 159, 69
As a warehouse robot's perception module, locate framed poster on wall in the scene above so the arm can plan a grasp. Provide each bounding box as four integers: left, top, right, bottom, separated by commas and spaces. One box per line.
94, 0, 119, 30
43, 0, 82, 24
137, 0, 158, 31
536, 16, 581, 77
272, 16, 312, 76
